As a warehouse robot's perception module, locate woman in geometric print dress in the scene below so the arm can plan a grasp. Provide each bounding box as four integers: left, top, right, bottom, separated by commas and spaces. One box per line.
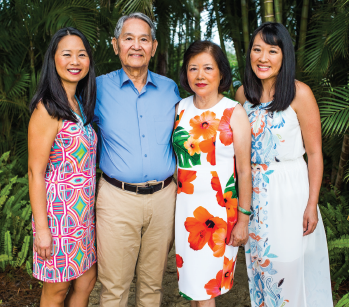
235, 23, 333, 307
173, 40, 252, 306
28, 28, 97, 307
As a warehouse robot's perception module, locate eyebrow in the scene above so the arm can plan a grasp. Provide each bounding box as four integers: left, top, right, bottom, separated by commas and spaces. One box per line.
61, 49, 87, 52
188, 64, 213, 67
123, 33, 150, 37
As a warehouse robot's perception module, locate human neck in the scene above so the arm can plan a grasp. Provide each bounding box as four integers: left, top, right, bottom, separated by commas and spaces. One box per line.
194, 91, 224, 110
62, 81, 78, 106
122, 65, 148, 93
260, 78, 276, 103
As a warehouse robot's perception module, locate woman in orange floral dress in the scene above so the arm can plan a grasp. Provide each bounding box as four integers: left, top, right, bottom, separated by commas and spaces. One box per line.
172, 41, 252, 306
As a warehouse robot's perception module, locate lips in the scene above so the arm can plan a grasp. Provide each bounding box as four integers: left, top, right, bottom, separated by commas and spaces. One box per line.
68, 69, 81, 75
130, 54, 143, 57
257, 65, 271, 71
196, 83, 207, 87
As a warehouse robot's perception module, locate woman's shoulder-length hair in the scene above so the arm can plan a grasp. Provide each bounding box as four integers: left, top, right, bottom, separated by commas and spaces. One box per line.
29, 27, 96, 125
180, 40, 232, 94
244, 22, 296, 112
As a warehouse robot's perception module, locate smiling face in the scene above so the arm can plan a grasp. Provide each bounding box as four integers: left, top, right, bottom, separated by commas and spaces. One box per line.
54, 35, 90, 88
250, 33, 283, 82
187, 52, 222, 97
113, 18, 158, 70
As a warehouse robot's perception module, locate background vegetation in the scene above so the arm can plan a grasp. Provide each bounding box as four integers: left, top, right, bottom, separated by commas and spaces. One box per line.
0, 0, 349, 304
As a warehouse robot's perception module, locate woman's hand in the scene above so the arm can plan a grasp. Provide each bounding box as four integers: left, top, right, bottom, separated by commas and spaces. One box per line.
303, 204, 318, 236
34, 228, 53, 261
228, 220, 249, 247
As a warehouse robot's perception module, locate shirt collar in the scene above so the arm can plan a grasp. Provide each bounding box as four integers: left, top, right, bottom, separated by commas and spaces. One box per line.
119, 68, 158, 88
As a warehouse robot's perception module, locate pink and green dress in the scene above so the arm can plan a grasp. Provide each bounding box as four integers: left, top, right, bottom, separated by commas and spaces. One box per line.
32, 112, 97, 283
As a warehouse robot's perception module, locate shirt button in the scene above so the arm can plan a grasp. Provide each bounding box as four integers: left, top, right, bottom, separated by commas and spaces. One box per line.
140, 115, 143, 118
142, 134, 145, 138
145, 175, 148, 178
144, 154, 147, 157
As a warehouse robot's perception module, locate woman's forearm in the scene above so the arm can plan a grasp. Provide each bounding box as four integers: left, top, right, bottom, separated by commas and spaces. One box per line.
29, 171, 49, 231
237, 168, 252, 223
306, 151, 323, 208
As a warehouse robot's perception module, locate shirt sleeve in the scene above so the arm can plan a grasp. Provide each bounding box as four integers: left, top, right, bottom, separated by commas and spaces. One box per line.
174, 83, 181, 103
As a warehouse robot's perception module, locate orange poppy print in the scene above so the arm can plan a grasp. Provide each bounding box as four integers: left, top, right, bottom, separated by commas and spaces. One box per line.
189, 111, 220, 140
204, 270, 223, 298
176, 254, 184, 280
200, 136, 216, 165
212, 228, 226, 257
224, 191, 238, 243
210, 171, 225, 207
177, 169, 197, 194
184, 136, 201, 156
184, 206, 227, 251
218, 108, 234, 146
222, 256, 236, 290
174, 109, 185, 129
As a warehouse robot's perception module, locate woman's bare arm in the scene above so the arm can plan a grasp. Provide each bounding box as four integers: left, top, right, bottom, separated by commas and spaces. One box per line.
28, 103, 61, 261
291, 81, 322, 236
228, 104, 252, 246
235, 86, 247, 106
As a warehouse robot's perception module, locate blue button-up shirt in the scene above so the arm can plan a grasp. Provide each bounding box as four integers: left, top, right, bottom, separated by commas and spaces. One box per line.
94, 68, 181, 183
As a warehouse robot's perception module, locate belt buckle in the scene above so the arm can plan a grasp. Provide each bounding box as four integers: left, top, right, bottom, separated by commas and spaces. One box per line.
136, 184, 154, 194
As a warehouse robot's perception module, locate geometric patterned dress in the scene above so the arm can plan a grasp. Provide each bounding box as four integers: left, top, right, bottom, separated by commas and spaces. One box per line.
32, 111, 97, 283
173, 96, 239, 301
243, 101, 333, 307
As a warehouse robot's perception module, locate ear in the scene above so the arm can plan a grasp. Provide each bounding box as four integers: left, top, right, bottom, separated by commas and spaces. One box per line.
151, 39, 158, 57
112, 37, 119, 56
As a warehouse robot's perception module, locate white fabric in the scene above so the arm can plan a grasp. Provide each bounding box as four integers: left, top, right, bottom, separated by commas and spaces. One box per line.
243, 101, 333, 307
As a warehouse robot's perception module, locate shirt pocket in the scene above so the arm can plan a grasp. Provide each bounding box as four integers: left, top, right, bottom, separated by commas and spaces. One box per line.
155, 120, 173, 145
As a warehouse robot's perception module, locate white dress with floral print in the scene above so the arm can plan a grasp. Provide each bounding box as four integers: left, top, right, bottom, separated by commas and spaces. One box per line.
243, 101, 333, 307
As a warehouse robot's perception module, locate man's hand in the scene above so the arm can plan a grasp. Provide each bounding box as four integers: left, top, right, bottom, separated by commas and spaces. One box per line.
228, 220, 249, 247
34, 228, 53, 261
303, 205, 318, 236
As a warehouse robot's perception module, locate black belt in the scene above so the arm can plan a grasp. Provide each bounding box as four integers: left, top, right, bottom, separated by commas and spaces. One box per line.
102, 173, 173, 195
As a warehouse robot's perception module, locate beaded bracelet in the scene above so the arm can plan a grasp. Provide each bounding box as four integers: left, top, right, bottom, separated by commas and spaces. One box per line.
237, 205, 252, 215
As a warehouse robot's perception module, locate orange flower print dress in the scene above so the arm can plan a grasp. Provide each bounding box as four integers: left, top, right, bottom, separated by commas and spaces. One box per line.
172, 96, 239, 301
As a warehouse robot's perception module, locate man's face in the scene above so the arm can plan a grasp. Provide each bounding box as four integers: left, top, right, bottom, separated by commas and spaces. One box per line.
112, 18, 158, 70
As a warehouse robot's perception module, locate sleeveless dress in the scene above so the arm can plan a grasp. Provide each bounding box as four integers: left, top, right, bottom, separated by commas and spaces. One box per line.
243, 101, 333, 307
173, 96, 239, 301
32, 110, 97, 283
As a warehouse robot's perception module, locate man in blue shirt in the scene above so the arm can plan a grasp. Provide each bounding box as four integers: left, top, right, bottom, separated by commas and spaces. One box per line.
94, 12, 181, 307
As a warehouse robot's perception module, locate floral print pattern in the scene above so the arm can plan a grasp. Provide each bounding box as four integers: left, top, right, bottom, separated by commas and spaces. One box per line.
173, 96, 239, 301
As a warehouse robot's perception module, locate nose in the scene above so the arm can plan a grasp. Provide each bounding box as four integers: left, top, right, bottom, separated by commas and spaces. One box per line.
133, 39, 141, 50
259, 50, 268, 62
196, 67, 204, 80
71, 54, 79, 65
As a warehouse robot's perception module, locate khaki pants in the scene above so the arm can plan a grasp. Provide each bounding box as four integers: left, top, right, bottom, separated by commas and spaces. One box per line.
96, 177, 177, 307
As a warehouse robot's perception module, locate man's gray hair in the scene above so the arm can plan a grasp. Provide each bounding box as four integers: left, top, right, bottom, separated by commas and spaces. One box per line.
114, 12, 156, 40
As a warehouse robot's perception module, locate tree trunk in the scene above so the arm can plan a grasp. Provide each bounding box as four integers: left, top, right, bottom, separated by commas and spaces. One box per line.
241, 0, 249, 52
264, 0, 275, 22
213, 0, 227, 55
226, 0, 245, 80
296, 0, 310, 78
177, 21, 182, 82
194, 0, 202, 40
274, 0, 282, 23
335, 134, 349, 190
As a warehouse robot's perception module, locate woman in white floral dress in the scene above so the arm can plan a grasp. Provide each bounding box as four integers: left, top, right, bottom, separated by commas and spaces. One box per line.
235, 23, 333, 307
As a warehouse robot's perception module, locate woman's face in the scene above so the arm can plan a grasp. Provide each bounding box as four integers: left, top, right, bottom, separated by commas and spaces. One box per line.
187, 52, 222, 97
54, 35, 90, 87
250, 33, 283, 82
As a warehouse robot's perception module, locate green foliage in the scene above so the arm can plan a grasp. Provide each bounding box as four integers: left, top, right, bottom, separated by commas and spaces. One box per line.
319, 187, 349, 291
336, 292, 349, 307
0, 152, 32, 273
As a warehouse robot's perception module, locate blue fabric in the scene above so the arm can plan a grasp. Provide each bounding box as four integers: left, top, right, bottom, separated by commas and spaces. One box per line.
94, 68, 181, 183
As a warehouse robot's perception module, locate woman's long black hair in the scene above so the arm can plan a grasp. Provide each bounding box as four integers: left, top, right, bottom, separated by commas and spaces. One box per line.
244, 22, 296, 112
29, 27, 96, 125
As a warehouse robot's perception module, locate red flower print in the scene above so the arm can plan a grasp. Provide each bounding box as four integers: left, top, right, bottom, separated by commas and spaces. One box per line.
184, 136, 201, 156
210, 172, 225, 207
199, 136, 216, 165
174, 109, 185, 129
223, 191, 238, 243
176, 254, 184, 280
218, 108, 234, 146
204, 270, 223, 298
222, 256, 236, 290
177, 169, 197, 194
249, 233, 262, 241
185, 206, 227, 251
189, 111, 220, 140
212, 228, 226, 257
